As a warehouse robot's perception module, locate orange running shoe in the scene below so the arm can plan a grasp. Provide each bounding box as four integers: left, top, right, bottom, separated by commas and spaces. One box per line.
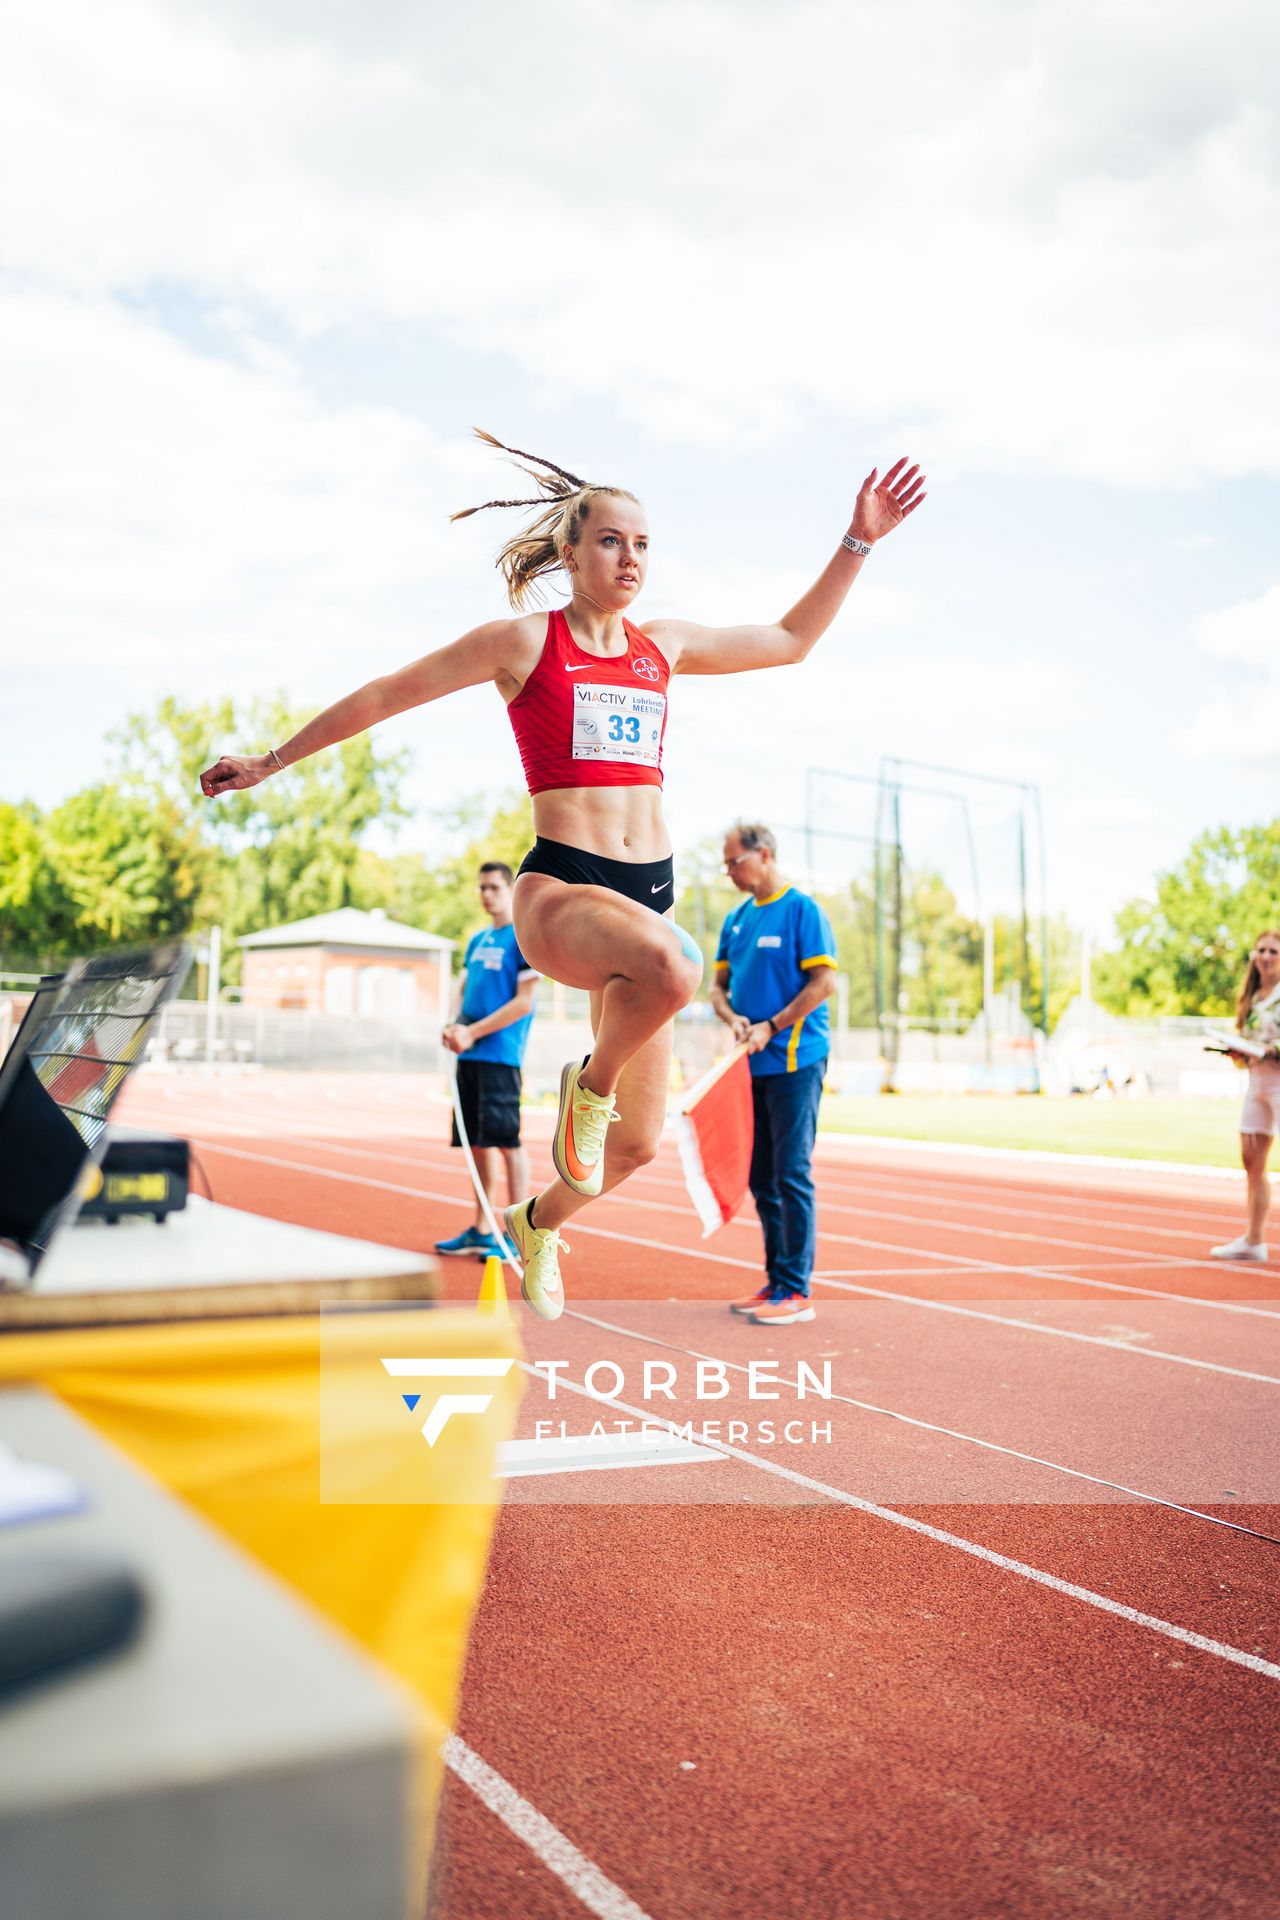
749, 1295, 816, 1325
729, 1287, 776, 1315
551, 1057, 619, 1197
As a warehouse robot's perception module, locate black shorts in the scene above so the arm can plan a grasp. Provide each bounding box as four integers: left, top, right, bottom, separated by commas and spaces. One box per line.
517, 835, 675, 913
451, 1060, 523, 1149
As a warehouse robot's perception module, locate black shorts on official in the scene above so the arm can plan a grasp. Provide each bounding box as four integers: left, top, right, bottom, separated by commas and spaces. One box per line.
451, 1059, 524, 1150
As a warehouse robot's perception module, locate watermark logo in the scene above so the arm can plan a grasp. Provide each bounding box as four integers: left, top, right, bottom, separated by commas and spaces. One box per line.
381, 1356, 516, 1447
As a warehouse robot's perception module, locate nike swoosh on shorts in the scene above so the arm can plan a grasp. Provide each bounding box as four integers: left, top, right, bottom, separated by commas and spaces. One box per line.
651, 882, 670, 893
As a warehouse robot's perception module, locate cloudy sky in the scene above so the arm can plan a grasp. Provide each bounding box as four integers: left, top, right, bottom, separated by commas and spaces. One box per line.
5, 0, 1278, 930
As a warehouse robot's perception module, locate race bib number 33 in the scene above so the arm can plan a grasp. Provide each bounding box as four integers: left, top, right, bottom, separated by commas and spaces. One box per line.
572, 684, 666, 766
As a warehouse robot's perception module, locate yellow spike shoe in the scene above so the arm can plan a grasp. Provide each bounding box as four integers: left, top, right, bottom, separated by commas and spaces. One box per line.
551, 1057, 619, 1197
504, 1199, 568, 1322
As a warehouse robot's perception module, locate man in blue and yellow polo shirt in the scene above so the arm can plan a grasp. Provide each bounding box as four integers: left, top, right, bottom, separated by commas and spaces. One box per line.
711, 821, 837, 1324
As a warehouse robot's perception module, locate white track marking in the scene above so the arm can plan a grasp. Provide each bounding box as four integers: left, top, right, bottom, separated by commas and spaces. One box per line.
815, 1130, 1246, 1184
137, 1103, 1280, 1323
139, 1079, 1247, 1242
535, 1372, 1280, 1683
443, 1736, 657, 1920
807, 1166, 1248, 1234
564, 1308, 1279, 1538
150, 1085, 1235, 1255
177, 1142, 1280, 1380
814, 1274, 1280, 1384
148, 1077, 1248, 1224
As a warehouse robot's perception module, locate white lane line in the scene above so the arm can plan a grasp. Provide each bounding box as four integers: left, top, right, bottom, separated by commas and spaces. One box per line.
157, 1081, 1249, 1232
538, 1371, 1280, 1683
443, 1735, 657, 1920
796, 1192, 1237, 1270
814, 1274, 1280, 1384
815, 1130, 1246, 1184
563, 1308, 1280, 1539
802, 1169, 1248, 1240
150, 1086, 1229, 1257
189, 1141, 1279, 1380
148, 1109, 1280, 1323
139, 1079, 1242, 1243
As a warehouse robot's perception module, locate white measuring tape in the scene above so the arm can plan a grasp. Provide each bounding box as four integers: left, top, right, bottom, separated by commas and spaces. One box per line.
446, 1049, 524, 1280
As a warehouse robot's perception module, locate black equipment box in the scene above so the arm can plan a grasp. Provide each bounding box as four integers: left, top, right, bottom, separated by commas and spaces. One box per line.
77, 1127, 189, 1226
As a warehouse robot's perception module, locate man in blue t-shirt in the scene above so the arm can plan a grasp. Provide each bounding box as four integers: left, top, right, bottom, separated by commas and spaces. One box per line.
435, 861, 539, 1261
710, 821, 837, 1325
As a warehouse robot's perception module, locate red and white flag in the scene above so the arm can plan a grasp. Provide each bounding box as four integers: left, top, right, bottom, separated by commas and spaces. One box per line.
675, 1044, 753, 1236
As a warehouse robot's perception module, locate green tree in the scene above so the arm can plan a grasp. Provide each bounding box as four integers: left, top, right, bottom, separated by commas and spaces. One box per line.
43, 784, 205, 946
0, 802, 69, 962
111, 693, 412, 943
338, 788, 542, 979
1095, 821, 1280, 1016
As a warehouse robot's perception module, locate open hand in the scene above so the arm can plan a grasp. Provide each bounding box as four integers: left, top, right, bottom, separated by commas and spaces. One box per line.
200, 754, 274, 798
850, 458, 927, 544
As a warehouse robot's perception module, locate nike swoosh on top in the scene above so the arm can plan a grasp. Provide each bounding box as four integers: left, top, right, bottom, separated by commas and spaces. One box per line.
564, 663, 594, 671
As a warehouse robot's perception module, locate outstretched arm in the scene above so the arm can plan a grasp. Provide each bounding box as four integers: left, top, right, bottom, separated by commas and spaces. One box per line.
199, 619, 525, 797
647, 458, 925, 678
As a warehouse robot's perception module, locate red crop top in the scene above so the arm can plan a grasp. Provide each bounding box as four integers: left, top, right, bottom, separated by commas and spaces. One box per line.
506, 609, 671, 796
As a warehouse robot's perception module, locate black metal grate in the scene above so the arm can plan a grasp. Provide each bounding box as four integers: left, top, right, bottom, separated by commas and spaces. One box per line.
21, 942, 191, 1149
0, 939, 193, 1277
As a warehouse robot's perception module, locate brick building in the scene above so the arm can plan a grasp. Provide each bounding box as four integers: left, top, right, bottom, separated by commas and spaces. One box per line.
239, 908, 454, 1022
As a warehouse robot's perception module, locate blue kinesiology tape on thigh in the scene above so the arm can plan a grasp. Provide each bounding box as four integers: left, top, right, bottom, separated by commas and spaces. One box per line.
672, 921, 704, 977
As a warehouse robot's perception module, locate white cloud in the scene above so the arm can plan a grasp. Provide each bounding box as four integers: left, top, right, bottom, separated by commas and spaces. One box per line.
3, 0, 1278, 482
1175, 582, 1280, 760
1065, 795, 1159, 831
1195, 582, 1280, 664
1174, 683, 1280, 761
4, 0, 1279, 927
0, 287, 489, 681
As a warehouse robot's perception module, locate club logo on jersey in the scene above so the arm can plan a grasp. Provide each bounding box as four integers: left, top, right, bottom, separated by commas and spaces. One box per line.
632, 657, 661, 682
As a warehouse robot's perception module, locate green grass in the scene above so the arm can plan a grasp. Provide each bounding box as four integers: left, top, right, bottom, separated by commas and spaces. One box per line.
818, 1094, 1245, 1168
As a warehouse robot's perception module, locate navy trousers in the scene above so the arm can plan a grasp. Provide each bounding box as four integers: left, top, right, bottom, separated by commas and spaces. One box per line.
748, 1058, 826, 1298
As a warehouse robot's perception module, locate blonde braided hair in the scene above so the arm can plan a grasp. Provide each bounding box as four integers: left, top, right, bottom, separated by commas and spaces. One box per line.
451, 428, 641, 609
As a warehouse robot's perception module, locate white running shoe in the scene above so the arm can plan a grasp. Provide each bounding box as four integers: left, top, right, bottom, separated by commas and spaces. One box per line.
504, 1199, 568, 1320
1209, 1234, 1268, 1262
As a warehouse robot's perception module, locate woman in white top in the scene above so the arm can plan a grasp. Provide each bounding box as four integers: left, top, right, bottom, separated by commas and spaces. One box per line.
1212, 930, 1280, 1262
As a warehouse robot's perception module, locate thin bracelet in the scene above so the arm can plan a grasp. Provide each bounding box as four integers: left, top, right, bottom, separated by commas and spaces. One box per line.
842, 532, 873, 558
266, 748, 284, 772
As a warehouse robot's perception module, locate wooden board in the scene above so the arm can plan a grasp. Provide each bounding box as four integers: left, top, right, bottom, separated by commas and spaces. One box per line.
0, 1264, 441, 1330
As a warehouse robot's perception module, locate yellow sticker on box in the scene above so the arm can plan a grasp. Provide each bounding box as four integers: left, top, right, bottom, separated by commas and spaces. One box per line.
105, 1174, 169, 1204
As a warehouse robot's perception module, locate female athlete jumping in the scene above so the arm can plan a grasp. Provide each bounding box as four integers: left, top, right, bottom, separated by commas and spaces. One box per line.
201, 431, 926, 1317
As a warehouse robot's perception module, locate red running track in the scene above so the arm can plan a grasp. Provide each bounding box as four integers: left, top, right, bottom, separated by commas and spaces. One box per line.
118, 1072, 1280, 1920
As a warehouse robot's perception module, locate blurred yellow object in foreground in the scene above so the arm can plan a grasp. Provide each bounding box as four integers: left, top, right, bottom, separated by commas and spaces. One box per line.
0, 1304, 522, 1845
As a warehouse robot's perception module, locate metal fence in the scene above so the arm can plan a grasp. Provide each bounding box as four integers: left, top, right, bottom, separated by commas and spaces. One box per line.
3, 985, 1241, 1103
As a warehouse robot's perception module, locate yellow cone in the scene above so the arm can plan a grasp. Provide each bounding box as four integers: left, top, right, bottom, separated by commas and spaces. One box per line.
476, 1253, 511, 1319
